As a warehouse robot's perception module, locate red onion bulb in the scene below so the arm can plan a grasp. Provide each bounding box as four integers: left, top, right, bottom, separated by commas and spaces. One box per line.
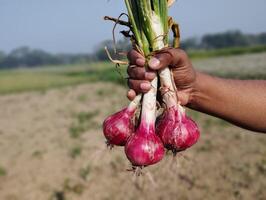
125, 122, 165, 167
103, 107, 135, 146
156, 105, 200, 153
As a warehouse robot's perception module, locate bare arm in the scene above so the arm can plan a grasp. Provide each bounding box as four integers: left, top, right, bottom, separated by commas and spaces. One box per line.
127, 48, 266, 133
189, 73, 266, 133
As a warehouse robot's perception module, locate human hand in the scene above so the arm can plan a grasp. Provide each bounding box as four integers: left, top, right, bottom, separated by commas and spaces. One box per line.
127, 48, 197, 105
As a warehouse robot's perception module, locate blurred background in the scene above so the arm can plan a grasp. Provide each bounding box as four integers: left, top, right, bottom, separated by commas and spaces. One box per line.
0, 0, 266, 200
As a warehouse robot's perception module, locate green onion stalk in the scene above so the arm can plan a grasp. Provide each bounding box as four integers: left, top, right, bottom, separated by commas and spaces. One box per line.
123, 0, 181, 167
125, 0, 178, 124
103, 0, 186, 167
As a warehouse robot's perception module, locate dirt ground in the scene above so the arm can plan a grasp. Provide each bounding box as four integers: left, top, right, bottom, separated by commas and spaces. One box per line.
0, 82, 265, 200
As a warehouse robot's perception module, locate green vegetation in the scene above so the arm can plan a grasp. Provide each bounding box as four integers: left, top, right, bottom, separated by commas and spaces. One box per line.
76, 112, 98, 124
77, 94, 88, 102
63, 178, 84, 195
0, 166, 7, 176
0, 62, 127, 95
32, 150, 43, 158
69, 111, 100, 138
1, 31, 265, 69
0, 50, 266, 95
0, 50, 265, 199
69, 146, 82, 159
256, 159, 266, 175
69, 124, 87, 139
189, 45, 266, 59
79, 165, 91, 181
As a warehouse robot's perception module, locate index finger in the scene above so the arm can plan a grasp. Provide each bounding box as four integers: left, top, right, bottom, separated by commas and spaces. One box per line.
127, 49, 145, 67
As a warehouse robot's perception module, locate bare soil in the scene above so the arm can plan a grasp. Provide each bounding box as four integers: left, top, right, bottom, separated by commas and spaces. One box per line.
0, 82, 265, 200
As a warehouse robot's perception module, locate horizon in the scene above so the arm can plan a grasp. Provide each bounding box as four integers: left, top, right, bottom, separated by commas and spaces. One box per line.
1, 30, 266, 55
1, 0, 266, 54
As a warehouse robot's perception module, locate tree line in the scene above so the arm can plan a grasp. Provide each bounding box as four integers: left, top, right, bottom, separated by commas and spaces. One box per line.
1, 30, 266, 69
182, 30, 266, 50
0, 46, 93, 69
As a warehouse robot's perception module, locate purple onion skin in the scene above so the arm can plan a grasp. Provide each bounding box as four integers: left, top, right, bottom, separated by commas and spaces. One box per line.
125, 122, 165, 167
156, 106, 200, 152
103, 108, 135, 146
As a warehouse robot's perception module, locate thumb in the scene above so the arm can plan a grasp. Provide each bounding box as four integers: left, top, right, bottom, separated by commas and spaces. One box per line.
148, 48, 188, 70
148, 50, 173, 70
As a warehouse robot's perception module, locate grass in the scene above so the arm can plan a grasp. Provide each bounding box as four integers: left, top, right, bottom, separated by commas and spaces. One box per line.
63, 178, 84, 195
256, 159, 266, 175
69, 146, 82, 159
0, 70, 86, 94
0, 62, 127, 95
69, 111, 100, 138
188, 45, 266, 59
79, 165, 91, 181
0, 54, 266, 199
76, 111, 99, 124
0, 50, 266, 95
32, 150, 43, 158
0, 166, 7, 176
77, 94, 88, 102
69, 124, 87, 139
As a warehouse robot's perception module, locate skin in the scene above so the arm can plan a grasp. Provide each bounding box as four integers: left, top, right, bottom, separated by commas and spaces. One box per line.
127, 48, 266, 133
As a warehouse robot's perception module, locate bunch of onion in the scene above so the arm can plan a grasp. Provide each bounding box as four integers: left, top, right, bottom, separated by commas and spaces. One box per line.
103, 0, 200, 168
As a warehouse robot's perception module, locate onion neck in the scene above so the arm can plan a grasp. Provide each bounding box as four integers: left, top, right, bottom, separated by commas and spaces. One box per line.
159, 67, 178, 108
148, 11, 179, 109
140, 76, 158, 127
139, 16, 173, 130
128, 94, 142, 113
177, 103, 186, 121
152, 18, 178, 108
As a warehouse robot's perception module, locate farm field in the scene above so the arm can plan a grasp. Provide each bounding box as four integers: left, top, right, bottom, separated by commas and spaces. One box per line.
1, 52, 266, 95
0, 53, 265, 200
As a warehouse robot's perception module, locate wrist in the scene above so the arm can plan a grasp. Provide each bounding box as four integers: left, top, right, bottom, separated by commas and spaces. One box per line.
187, 71, 218, 112
187, 71, 204, 108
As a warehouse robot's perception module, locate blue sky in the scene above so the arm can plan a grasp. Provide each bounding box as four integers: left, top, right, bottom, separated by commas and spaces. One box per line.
0, 0, 266, 53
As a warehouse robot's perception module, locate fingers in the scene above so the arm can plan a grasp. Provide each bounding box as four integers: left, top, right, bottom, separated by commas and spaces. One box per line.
127, 89, 136, 101
127, 64, 156, 96
148, 48, 189, 70
128, 48, 189, 71
127, 65, 156, 81
127, 49, 145, 66
127, 49, 156, 98
128, 79, 151, 94
126, 48, 190, 100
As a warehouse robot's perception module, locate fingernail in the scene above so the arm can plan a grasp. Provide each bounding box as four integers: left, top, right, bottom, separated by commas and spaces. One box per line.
145, 72, 155, 80
148, 57, 160, 69
140, 82, 151, 90
136, 58, 145, 66
127, 90, 135, 100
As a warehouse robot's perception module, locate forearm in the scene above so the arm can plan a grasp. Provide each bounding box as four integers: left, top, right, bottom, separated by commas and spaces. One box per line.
188, 72, 266, 133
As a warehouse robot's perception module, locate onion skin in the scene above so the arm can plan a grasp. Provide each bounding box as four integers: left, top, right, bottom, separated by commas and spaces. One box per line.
156, 105, 200, 152
125, 122, 165, 167
103, 108, 135, 146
